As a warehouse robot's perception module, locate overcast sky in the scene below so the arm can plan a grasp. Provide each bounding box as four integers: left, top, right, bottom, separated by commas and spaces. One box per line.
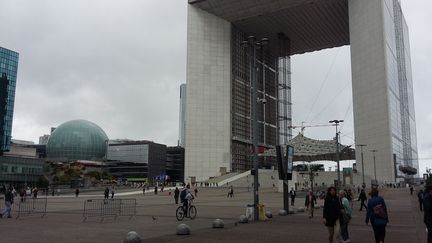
0, 1, 430, 174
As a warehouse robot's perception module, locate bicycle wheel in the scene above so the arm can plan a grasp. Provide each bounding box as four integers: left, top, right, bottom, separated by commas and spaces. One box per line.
189, 205, 197, 219
176, 206, 185, 221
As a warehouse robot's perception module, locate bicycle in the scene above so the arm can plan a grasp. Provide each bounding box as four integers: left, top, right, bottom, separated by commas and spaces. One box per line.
176, 199, 197, 221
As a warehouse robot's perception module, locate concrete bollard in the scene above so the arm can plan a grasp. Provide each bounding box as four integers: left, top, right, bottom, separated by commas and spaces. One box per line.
176, 223, 191, 235
239, 215, 249, 223
124, 231, 142, 243
212, 219, 225, 228
265, 211, 273, 219
278, 209, 287, 216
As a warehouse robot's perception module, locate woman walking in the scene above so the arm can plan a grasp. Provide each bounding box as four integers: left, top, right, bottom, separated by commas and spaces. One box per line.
339, 190, 352, 243
365, 187, 389, 243
323, 187, 341, 243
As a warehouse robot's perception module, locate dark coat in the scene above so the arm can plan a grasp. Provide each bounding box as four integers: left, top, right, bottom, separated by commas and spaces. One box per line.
305, 194, 317, 208
358, 191, 367, 202
323, 196, 341, 226
424, 191, 432, 226
174, 188, 180, 198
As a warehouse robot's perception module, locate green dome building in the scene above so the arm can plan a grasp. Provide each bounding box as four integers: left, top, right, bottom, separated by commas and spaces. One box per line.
46, 120, 109, 161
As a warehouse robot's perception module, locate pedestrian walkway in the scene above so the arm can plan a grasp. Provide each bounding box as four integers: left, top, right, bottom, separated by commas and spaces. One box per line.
0, 187, 427, 243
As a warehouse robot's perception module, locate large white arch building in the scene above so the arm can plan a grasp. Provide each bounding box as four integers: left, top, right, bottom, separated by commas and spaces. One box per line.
185, 0, 418, 183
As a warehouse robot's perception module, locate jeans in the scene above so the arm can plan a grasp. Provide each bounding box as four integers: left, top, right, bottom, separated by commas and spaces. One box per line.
372, 224, 386, 243
1, 201, 12, 217
340, 221, 349, 242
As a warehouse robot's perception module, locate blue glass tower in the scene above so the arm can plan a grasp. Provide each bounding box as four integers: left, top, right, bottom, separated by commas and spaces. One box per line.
0, 47, 19, 152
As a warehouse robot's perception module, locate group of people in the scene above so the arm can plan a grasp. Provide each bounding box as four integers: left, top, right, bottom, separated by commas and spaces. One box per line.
103, 187, 115, 199
322, 186, 388, 243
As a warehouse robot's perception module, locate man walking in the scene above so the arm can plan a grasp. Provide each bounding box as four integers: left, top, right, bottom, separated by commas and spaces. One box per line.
0, 188, 14, 218
290, 188, 296, 206
104, 187, 109, 199
174, 187, 180, 204
305, 190, 317, 218
358, 189, 368, 211
423, 181, 432, 243
418, 189, 425, 211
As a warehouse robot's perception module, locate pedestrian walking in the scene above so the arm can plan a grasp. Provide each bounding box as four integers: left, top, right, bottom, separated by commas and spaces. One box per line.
305, 190, 317, 218
339, 190, 352, 243
423, 180, 432, 243
365, 187, 389, 243
154, 185, 158, 195
358, 189, 368, 211
0, 188, 14, 218
75, 188, 79, 198
104, 187, 109, 199
33, 187, 38, 198
290, 188, 296, 206
143, 187, 146, 195
194, 187, 198, 197
227, 185, 234, 198
418, 189, 425, 211
111, 188, 115, 199
174, 187, 180, 204
410, 185, 414, 195
323, 187, 341, 243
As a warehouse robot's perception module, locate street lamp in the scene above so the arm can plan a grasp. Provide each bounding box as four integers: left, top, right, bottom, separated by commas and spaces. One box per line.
356, 144, 367, 186
329, 120, 344, 189
371, 149, 378, 182
242, 36, 268, 221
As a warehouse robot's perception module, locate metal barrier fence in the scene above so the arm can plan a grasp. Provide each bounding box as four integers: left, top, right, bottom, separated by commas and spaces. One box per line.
15, 197, 48, 219
83, 198, 136, 222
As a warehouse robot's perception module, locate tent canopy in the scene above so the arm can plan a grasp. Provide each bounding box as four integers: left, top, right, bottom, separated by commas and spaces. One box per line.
262, 134, 355, 162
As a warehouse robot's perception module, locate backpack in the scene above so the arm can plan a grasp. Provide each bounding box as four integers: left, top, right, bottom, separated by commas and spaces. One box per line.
180, 189, 187, 202
373, 204, 387, 219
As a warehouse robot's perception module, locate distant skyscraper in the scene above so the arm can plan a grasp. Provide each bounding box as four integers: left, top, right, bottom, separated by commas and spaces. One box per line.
0, 47, 19, 153
179, 84, 187, 147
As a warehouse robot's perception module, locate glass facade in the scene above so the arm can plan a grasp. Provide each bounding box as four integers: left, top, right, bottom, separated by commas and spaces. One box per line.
383, 0, 418, 177
230, 26, 291, 172
46, 120, 108, 161
0, 156, 44, 183
0, 47, 19, 152
108, 144, 149, 163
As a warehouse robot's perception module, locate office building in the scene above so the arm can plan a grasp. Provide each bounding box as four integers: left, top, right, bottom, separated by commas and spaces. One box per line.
0, 47, 19, 153
185, 0, 418, 183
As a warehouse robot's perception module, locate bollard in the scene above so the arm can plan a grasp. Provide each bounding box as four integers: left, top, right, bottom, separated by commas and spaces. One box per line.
124, 231, 142, 243
278, 209, 287, 216
176, 223, 191, 235
212, 219, 225, 228
239, 215, 248, 223
265, 211, 273, 219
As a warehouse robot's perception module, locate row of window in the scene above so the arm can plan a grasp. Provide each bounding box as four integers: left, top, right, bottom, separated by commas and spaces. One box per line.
0, 165, 43, 174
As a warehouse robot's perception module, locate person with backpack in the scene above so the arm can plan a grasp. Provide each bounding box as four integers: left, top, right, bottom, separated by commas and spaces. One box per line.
180, 185, 193, 216
418, 189, 425, 211
366, 187, 388, 243
339, 190, 352, 243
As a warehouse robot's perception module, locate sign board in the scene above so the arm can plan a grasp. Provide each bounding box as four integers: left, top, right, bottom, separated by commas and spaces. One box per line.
286, 145, 294, 180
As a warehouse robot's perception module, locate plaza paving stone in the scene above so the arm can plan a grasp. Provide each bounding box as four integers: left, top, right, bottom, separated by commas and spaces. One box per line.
0, 187, 427, 242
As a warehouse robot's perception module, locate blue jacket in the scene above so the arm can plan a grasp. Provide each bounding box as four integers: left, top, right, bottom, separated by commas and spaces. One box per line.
366, 195, 389, 226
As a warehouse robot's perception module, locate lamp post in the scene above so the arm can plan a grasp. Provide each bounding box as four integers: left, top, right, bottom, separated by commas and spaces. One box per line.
357, 144, 367, 185
242, 36, 268, 221
371, 149, 378, 182
329, 120, 344, 189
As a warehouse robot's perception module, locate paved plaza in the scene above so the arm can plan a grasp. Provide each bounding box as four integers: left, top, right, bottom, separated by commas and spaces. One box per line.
0, 187, 427, 242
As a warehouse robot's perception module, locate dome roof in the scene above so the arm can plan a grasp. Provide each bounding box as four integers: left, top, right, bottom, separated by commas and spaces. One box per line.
46, 119, 108, 161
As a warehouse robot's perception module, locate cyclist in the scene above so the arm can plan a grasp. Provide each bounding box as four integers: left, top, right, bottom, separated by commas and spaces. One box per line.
180, 184, 194, 216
